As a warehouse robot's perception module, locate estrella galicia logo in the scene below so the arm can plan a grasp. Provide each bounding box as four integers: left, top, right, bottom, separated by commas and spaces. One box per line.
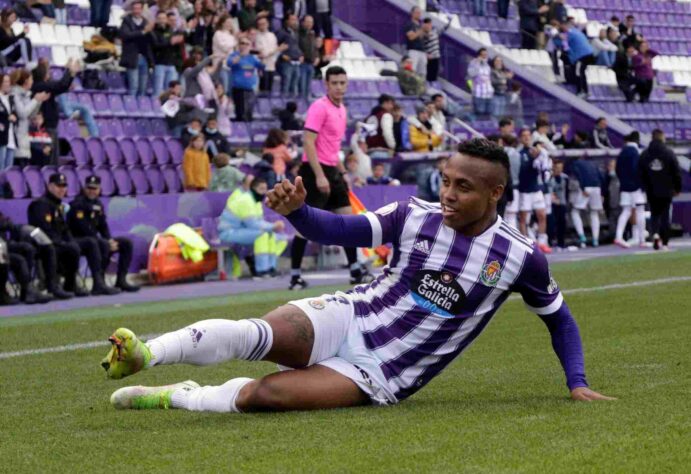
410, 270, 465, 318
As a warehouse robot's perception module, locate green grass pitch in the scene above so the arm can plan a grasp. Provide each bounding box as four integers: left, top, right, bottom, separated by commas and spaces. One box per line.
1, 251, 690, 473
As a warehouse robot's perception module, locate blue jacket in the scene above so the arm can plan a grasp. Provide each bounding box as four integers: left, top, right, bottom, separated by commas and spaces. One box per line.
518, 147, 540, 193
616, 144, 641, 192
228, 52, 265, 90
567, 28, 594, 63
571, 159, 602, 189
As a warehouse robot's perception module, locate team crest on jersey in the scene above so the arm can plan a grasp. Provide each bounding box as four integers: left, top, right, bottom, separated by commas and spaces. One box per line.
308, 299, 326, 310
411, 270, 465, 318
480, 261, 502, 287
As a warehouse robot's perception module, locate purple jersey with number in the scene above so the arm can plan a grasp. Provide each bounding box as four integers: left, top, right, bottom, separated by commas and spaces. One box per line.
348, 198, 562, 400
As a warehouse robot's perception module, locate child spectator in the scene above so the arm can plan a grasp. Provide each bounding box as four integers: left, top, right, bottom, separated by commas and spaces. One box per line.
253, 153, 277, 188
344, 154, 366, 188
209, 153, 249, 192
181, 118, 203, 148
28, 112, 52, 166
204, 116, 232, 158
367, 163, 400, 186
182, 133, 211, 191
263, 128, 297, 182
276, 101, 303, 131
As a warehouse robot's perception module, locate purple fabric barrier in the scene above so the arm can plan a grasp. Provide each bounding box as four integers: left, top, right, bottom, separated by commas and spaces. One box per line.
0, 186, 417, 273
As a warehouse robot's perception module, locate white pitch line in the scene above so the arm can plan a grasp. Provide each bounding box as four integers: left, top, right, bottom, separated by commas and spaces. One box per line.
1, 276, 689, 361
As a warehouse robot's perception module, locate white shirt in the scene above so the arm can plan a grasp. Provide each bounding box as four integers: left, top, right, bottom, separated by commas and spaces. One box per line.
255, 30, 279, 72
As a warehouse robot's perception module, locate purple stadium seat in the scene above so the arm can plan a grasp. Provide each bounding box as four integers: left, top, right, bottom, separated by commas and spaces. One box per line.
58, 119, 81, 138
127, 165, 150, 194
92, 93, 111, 115
135, 118, 153, 137
161, 165, 182, 193
23, 166, 45, 198
150, 99, 164, 118
109, 94, 127, 117
150, 119, 169, 137
256, 97, 271, 117
76, 167, 94, 187
103, 71, 126, 91
109, 118, 125, 137
3, 167, 28, 198
165, 138, 184, 165
69, 137, 89, 166
58, 165, 81, 197
135, 138, 154, 166
228, 123, 251, 146
118, 138, 137, 165
143, 165, 166, 194
176, 165, 184, 190
111, 166, 133, 196
150, 137, 170, 164
122, 119, 138, 137
102, 137, 124, 165
40, 166, 59, 186
123, 95, 139, 116
93, 167, 116, 197
75, 92, 96, 111
96, 119, 114, 137
136, 96, 155, 117
86, 137, 106, 166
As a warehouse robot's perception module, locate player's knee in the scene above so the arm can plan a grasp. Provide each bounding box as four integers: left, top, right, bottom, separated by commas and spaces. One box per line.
239, 377, 294, 411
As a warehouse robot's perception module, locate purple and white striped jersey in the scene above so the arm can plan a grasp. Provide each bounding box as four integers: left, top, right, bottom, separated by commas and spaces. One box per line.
348, 197, 563, 400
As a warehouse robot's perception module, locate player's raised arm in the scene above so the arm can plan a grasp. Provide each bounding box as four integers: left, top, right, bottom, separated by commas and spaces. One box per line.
513, 244, 616, 401
266, 178, 405, 249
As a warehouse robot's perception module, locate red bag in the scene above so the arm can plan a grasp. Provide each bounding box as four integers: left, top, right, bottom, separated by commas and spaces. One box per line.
147, 233, 218, 285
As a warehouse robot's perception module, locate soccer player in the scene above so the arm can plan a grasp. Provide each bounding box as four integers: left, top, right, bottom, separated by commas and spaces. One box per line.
517, 129, 552, 253
102, 139, 614, 412
288, 65, 373, 290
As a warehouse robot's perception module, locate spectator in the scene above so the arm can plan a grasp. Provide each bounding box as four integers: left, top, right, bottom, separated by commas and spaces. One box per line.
548, 159, 569, 249
31, 58, 79, 165
607, 27, 622, 53
632, 41, 657, 103
517, 128, 551, 252
426, 156, 447, 202
409, 105, 442, 152
209, 153, 249, 192
307, 0, 332, 38
567, 130, 589, 150
367, 163, 399, 186
58, 94, 100, 138
10, 69, 49, 166
181, 117, 203, 148
570, 155, 604, 248
67, 175, 139, 293
547, 0, 567, 24
499, 116, 515, 138
430, 94, 447, 136
364, 94, 396, 157
298, 15, 319, 99
182, 54, 223, 107
497, 0, 510, 19
619, 15, 640, 49
613, 44, 637, 102
212, 82, 234, 137
276, 13, 303, 96
591, 117, 614, 149
28, 112, 52, 166
518, 0, 546, 49
90, 0, 112, 28
638, 129, 682, 251
422, 17, 450, 84
263, 128, 297, 181
391, 103, 412, 152
185, 1, 215, 52
119, 1, 155, 97
285, 0, 308, 19
217, 178, 287, 278
608, 15, 621, 31
212, 14, 238, 92
591, 28, 618, 67
380, 56, 427, 97
403, 6, 427, 77
255, 16, 282, 93
425, 100, 445, 140
0, 73, 17, 171
467, 48, 493, 118
204, 115, 232, 157
551, 123, 571, 148
253, 153, 277, 188
150, 11, 184, 98
490, 56, 513, 120
506, 82, 524, 127
228, 38, 265, 121
52, 0, 67, 24
561, 22, 595, 97
344, 154, 365, 188
350, 122, 374, 179
472, 0, 486, 17
276, 101, 303, 131
183, 133, 211, 191
614, 131, 646, 248
531, 118, 557, 153
0, 9, 33, 67
239, 0, 269, 32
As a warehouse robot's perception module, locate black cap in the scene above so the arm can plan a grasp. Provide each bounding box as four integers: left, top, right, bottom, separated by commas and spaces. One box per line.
85, 175, 101, 188
48, 173, 67, 186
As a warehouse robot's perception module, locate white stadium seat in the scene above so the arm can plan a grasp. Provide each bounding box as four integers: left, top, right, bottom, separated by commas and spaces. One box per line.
40, 23, 58, 46
52, 46, 68, 67
53, 24, 73, 46
68, 25, 85, 46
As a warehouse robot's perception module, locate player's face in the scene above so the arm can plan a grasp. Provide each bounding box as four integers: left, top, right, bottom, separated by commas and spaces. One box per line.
326, 74, 348, 103
440, 153, 505, 232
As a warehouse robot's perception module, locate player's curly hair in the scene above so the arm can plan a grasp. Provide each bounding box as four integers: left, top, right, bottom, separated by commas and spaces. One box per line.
457, 138, 510, 186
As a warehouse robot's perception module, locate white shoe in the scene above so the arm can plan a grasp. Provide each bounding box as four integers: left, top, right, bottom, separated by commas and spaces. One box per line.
613, 239, 630, 249
661, 245, 670, 252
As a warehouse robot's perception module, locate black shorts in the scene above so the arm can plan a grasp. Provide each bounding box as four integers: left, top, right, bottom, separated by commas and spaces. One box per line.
299, 162, 351, 210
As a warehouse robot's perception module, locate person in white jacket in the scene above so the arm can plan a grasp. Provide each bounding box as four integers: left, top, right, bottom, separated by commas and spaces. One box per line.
10, 69, 49, 163
531, 119, 558, 153
591, 28, 618, 67
212, 14, 238, 93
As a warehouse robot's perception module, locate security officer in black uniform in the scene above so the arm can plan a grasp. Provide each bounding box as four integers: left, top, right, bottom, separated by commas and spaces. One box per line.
67, 175, 140, 292
28, 173, 93, 297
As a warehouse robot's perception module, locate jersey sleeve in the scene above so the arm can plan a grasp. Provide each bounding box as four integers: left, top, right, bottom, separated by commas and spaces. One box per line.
513, 244, 563, 315
362, 200, 409, 247
304, 100, 327, 135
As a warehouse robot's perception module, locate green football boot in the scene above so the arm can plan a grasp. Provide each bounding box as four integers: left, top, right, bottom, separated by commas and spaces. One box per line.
101, 328, 152, 379
110, 380, 200, 410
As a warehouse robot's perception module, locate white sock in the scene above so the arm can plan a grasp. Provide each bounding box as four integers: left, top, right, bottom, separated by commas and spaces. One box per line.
635, 206, 646, 244
147, 319, 273, 367
538, 233, 548, 245
615, 206, 632, 241
590, 211, 600, 241
172, 378, 254, 413
571, 209, 585, 237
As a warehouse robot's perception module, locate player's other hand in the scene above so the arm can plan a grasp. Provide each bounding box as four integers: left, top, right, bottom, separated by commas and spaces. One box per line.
570, 387, 616, 402
266, 177, 307, 216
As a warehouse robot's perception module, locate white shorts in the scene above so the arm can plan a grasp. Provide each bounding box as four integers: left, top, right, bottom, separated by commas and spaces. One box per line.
505, 189, 519, 213
573, 186, 603, 210
519, 191, 546, 212
286, 292, 398, 406
619, 189, 647, 207
544, 191, 552, 215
